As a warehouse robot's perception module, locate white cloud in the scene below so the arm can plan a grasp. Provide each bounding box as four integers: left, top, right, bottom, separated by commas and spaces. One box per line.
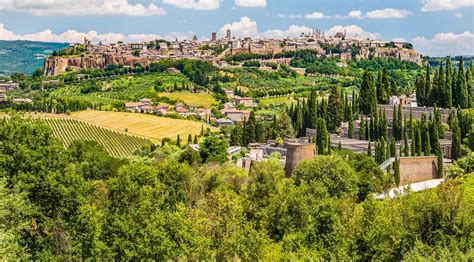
366, 8, 413, 19
219, 16, 259, 38
421, 0, 474, 11
412, 31, 474, 56
235, 0, 267, 8
392, 37, 407, 42
262, 25, 312, 38
303, 9, 412, 20
348, 10, 364, 19
326, 25, 381, 39
163, 0, 221, 10
304, 12, 330, 19
454, 12, 463, 17
0, 0, 166, 16
0, 23, 193, 43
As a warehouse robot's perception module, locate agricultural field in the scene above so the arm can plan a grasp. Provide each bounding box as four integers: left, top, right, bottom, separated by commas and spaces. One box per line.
71, 110, 215, 143
43, 118, 152, 158
258, 96, 296, 107
157, 92, 217, 108
49, 72, 192, 103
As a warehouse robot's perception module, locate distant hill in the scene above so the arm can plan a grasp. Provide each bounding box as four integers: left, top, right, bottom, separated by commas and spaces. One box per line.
0, 40, 68, 76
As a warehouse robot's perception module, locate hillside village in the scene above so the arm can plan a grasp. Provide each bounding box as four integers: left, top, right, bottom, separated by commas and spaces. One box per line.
43, 29, 422, 76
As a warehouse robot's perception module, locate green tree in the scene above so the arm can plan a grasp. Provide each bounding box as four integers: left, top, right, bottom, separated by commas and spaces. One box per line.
457, 57, 469, 108
451, 114, 461, 160
200, 135, 229, 163
327, 86, 343, 132
316, 118, 329, 155
293, 155, 359, 198
360, 71, 377, 115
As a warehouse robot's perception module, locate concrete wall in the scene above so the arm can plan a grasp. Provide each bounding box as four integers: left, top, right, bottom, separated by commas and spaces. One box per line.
399, 156, 438, 185
284, 143, 316, 177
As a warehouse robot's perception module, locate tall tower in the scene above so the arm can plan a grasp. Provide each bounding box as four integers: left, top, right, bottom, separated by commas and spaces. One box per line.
211, 32, 217, 42
226, 29, 232, 39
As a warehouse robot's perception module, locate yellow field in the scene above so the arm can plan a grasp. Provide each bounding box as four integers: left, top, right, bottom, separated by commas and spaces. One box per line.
70, 110, 214, 143
158, 92, 217, 108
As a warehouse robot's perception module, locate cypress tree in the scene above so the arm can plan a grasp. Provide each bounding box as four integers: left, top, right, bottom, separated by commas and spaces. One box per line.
359, 117, 366, 140
424, 130, 431, 156
397, 104, 403, 141
381, 109, 388, 142
451, 114, 461, 160
425, 64, 432, 105
176, 135, 181, 147
348, 118, 355, 139
457, 57, 469, 108
390, 139, 396, 157
452, 67, 458, 106
161, 138, 166, 147
415, 74, 426, 106
446, 57, 453, 108
338, 141, 342, 151
327, 86, 343, 132
271, 114, 277, 139
187, 134, 192, 144
438, 62, 446, 107
193, 135, 198, 144
416, 124, 422, 156
245, 111, 257, 144
432, 122, 441, 155
437, 149, 444, 178
410, 124, 416, 157
392, 105, 398, 140
394, 157, 400, 186
360, 70, 377, 115
404, 130, 410, 157
377, 70, 385, 104
316, 118, 328, 155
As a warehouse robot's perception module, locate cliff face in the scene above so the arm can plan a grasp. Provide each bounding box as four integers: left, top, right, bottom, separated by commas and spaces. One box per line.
43, 54, 153, 76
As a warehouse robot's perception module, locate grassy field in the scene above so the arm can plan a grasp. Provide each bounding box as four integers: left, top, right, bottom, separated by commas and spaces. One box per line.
259, 96, 296, 107
158, 92, 217, 108
71, 110, 214, 143
43, 118, 152, 158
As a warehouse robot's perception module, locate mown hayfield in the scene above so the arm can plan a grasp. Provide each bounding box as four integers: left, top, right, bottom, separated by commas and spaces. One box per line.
43, 118, 152, 158
71, 110, 214, 143
158, 92, 217, 108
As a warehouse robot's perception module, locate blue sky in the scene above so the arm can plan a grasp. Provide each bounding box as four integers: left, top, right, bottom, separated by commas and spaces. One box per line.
0, 0, 473, 56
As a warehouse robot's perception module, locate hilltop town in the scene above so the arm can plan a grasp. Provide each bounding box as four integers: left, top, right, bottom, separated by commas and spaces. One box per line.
43, 29, 422, 75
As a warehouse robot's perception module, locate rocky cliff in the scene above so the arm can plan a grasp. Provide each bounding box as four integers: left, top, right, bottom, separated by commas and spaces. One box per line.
43, 54, 154, 76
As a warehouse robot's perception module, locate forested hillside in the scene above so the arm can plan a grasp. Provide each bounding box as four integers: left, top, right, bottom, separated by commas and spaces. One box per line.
0, 40, 68, 76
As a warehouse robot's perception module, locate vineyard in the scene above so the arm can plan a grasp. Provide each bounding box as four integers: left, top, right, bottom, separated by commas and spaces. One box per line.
43, 118, 152, 158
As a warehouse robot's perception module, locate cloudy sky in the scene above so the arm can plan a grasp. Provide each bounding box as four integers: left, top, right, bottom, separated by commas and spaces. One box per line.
0, 0, 473, 56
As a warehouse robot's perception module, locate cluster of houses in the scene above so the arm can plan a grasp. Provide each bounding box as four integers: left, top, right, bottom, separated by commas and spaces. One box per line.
124, 89, 258, 126
124, 98, 211, 120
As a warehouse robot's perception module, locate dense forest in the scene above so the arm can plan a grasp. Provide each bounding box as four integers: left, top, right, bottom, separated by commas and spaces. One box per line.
0, 114, 473, 260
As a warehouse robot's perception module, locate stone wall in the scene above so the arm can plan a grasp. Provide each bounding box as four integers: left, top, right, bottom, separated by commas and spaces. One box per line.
399, 156, 438, 185
284, 143, 316, 177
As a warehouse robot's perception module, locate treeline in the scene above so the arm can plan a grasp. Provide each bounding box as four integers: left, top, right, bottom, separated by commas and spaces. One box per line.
1, 114, 472, 260
415, 57, 473, 108
0, 97, 123, 113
